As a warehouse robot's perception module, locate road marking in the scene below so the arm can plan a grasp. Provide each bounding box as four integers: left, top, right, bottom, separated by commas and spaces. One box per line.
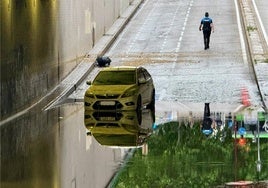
175, 0, 193, 52
128, 0, 160, 54
252, 0, 268, 47
108, 0, 152, 53
234, 0, 248, 65
160, 1, 181, 53
157, 0, 193, 101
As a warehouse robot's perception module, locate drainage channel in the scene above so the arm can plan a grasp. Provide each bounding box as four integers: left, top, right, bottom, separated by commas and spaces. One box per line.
238, 0, 268, 111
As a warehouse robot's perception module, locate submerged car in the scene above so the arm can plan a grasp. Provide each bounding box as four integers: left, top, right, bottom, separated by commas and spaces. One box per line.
84, 66, 155, 111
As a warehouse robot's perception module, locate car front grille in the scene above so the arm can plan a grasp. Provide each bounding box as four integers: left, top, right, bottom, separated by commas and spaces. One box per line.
96, 94, 120, 99
93, 111, 123, 121
92, 101, 123, 110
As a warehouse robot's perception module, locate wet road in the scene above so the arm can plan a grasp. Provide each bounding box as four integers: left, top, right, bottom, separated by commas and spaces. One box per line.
1, 102, 126, 188
1, 0, 268, 188
118, 0, 267, 116
255, 0, 268, 45
80, 0, 267, 118
254, 0, 268, 107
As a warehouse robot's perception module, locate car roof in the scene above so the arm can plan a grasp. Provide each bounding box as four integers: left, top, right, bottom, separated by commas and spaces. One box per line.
100, 66, 141, 72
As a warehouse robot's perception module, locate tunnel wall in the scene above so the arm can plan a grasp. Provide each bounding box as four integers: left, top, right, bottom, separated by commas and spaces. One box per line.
0, 0, 133, 120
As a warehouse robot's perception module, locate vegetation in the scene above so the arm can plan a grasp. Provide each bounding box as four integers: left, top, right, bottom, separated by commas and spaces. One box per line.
247, 26, 257, 32
113, 122, 268, 187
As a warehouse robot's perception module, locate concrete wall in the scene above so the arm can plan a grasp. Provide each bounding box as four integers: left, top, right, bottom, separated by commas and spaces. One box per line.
1, 0, 133, 120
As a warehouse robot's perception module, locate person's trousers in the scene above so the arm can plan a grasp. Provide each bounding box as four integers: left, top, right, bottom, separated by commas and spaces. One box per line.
203, 31, 211, 48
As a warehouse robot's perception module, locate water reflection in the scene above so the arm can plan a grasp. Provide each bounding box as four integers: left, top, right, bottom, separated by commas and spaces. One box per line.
108, 104, 268, 187
113, 121, 268, 187
1, 101, 267, 187
84, 110, 155, 147
0, 106, 60, 188
1, 103, 128, 188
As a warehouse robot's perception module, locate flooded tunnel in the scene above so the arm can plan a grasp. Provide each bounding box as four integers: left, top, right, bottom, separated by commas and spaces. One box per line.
1, 0, 268, 187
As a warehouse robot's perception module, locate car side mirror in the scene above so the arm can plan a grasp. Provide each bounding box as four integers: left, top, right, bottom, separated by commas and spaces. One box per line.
86, 81, 92, 85
138, 78, 146, 84
86, 131, 92, 136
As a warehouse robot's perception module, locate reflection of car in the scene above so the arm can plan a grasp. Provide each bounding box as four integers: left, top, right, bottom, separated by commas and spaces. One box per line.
84, 66, 155, 111
84, 110, 155, 147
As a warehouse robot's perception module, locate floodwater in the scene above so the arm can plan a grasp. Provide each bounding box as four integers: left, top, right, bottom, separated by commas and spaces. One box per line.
1, 0, 268, 187
1, 101, 268, 188
1, 104, 61, 188
112, 122, 268, 187
0, 102, 127, 188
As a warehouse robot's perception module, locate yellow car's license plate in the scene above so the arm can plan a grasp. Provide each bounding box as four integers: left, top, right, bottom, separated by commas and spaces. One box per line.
100, 101, 115, 106
100, 117, 116, 121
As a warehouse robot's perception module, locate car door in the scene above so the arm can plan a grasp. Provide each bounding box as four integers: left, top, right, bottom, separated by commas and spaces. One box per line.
143, 69, 153, 103
137, 68, 148, 104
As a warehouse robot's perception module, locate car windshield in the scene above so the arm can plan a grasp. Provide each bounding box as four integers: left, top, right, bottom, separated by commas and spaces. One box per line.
93, 70, 136, 85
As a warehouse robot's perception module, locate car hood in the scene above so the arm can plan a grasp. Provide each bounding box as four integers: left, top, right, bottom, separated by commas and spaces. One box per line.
91, 126, 138, 134
92, 133, 141, 147
91, 127, 141, 147
88, 84, 136, 94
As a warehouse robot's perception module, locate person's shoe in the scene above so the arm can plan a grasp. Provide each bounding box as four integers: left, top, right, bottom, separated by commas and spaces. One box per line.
204, 47, 207, 50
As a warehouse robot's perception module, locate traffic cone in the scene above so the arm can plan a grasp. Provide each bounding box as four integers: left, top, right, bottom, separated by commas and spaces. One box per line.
241, 87, 251, 106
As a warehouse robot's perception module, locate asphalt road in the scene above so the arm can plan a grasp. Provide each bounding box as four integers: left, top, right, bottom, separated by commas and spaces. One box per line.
72, 0, 268, 120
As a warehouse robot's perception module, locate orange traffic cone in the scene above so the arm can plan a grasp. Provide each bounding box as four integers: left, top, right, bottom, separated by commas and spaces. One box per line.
241, 87, 251, 106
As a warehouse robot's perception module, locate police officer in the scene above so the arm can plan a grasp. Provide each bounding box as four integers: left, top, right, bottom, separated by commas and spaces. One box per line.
199, 12, 214, 50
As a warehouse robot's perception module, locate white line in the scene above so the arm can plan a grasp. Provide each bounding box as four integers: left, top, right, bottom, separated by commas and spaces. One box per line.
160, 1, 181, 53
175, 0, 193, 53
128, 0, 160, 53
108, 0, 150, 53
234, 0, 248, 64
252, 0, 268, 47
0, 85, 60, 126
158, 0, 193, 100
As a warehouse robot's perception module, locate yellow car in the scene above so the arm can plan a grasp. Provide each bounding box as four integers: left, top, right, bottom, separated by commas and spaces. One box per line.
84, 66, 155, 111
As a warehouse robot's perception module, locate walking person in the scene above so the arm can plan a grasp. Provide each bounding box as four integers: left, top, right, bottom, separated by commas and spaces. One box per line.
199, 12, 214, 50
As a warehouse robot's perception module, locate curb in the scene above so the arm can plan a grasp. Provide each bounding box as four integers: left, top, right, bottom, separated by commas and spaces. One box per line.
87, 0, 144, 58
238, 0, 268, 111
44, 0, 144, 110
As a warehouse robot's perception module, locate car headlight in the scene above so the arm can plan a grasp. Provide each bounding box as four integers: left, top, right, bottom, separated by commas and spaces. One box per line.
85, 92, 94, 98
122, 89, 137, 98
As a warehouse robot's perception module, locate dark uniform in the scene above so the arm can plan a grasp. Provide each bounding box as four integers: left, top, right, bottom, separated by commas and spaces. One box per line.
200, 12, 213, 50
202, 103, 213, 135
